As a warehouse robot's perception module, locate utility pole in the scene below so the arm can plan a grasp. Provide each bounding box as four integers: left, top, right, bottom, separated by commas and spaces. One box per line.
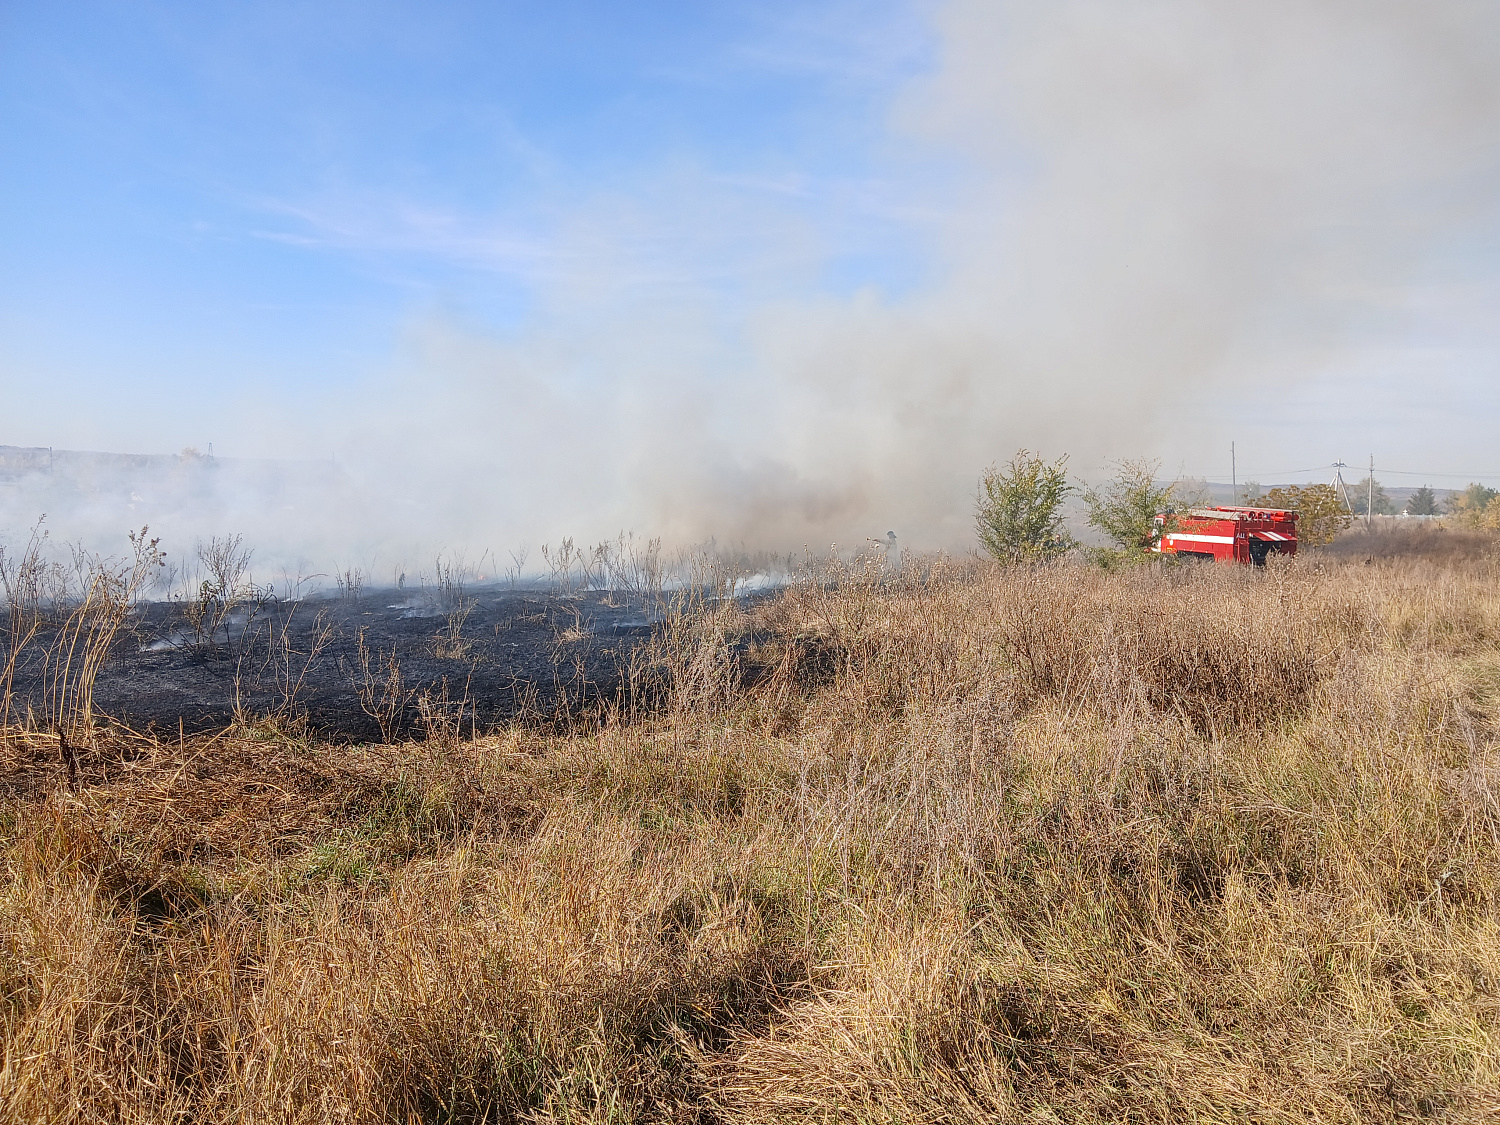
1367, 455, 1374, 533
1231, 442, 1237, 504
1331, 461, 1356, 514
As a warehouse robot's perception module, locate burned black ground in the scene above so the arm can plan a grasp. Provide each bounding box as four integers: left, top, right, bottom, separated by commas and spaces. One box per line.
4, 585, 669, 741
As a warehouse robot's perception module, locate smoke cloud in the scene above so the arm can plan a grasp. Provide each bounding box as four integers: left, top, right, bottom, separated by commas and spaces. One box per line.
6, 0, 1500, 569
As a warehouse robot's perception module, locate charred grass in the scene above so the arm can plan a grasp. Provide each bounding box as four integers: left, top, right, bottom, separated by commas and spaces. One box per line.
3, 555, 1500, 1122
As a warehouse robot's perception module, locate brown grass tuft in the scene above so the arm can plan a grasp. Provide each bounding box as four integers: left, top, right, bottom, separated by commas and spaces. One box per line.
3, 552, 1500, 1121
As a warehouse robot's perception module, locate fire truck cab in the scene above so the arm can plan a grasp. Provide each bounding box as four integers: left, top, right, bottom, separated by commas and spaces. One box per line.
1152, 506, 1298, 565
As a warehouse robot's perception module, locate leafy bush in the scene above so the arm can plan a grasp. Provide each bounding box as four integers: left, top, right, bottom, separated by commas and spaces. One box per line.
1082, 459, 1174, 566
974, 450, 1075, 564
1257, 483, 1352, 545
1447, 483, 1500, 529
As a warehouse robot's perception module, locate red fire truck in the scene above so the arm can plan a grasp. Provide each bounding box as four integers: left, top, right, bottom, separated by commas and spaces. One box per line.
1152, 506, 1298, 565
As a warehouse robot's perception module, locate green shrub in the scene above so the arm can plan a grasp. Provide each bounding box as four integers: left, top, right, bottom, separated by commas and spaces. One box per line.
975, 450, 1075, 564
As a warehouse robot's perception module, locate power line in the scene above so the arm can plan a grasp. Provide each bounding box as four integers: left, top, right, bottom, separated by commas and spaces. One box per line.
1170, 466, 1330, 480
1226, 466, 1329, 478
1175, 465, 1500, 482
1369, 468, 1500, 479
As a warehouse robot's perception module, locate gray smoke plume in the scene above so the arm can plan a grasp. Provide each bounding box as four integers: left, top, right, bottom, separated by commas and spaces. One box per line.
7, 0, 1499, 567
342, 0, 1500, 553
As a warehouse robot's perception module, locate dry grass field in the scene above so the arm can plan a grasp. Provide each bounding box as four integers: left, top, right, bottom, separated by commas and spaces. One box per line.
3, 547, 1500, 1122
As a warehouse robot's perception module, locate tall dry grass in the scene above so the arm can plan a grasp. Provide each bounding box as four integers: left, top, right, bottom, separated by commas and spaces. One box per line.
2, 527, 164, 786
2, 550, 1499, 1122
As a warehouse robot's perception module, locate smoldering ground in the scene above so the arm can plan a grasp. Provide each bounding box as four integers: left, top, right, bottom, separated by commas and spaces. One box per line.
1, 586, 650, 742
0, 570, 801, 744
0, 511, 802, 742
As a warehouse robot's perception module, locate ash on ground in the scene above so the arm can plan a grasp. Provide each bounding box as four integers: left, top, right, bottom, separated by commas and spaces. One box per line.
5, 586, 677, 741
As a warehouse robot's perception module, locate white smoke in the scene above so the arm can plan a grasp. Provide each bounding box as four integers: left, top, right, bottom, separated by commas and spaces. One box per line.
354, 0, 1500, 551
7, 0, 1500, 565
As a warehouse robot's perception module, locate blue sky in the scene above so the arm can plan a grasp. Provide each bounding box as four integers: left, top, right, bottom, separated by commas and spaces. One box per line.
3, 1, 1499, 555
1, 2, 939, 424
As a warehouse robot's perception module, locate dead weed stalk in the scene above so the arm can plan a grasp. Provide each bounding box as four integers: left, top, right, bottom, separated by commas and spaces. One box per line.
4, 552, 1500, 1122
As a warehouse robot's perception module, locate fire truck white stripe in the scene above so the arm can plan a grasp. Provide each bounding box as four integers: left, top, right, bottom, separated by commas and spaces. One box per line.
1166, 533, 1236, 544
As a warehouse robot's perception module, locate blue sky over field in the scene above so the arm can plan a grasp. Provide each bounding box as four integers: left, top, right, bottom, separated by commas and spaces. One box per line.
2, 3, 938, 406
3, 1, 1499, 553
